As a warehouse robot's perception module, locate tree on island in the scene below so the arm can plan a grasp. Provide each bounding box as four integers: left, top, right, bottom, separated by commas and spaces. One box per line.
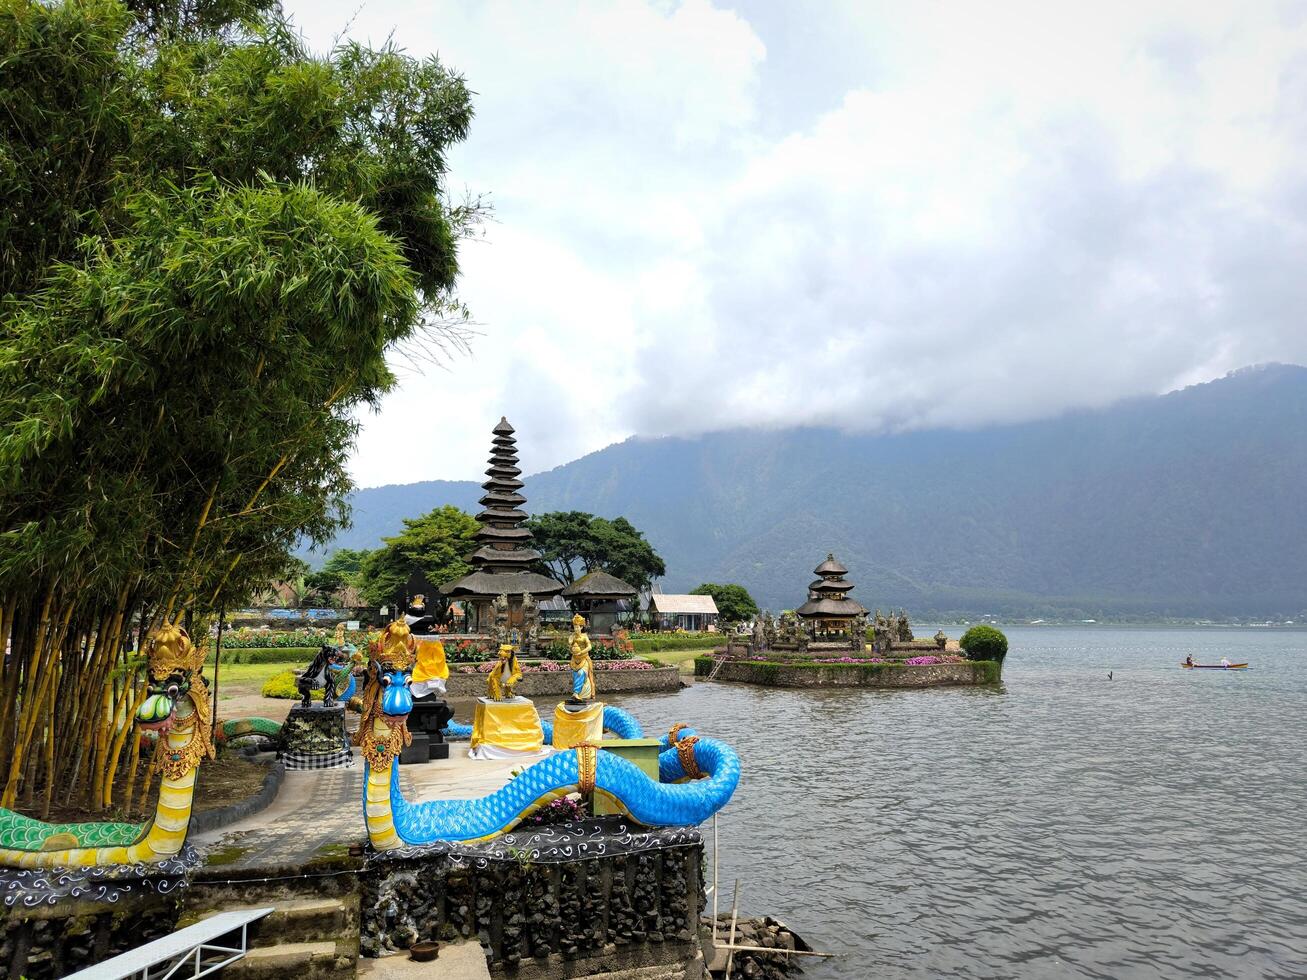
960, 625, 1009, 663
356, 506, 479, 609
526, 512, 666, 593
690, 583, 759, 624
0, 0, 479, 814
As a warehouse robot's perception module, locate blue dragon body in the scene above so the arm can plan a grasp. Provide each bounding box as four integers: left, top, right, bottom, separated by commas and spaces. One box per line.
372, 735, 738, 845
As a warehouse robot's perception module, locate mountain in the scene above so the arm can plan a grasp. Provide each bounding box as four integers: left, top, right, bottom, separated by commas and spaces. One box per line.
312, 364, 1307, 619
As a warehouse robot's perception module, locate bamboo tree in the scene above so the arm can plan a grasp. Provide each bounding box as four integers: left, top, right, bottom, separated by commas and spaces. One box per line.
0, 0, 481, 813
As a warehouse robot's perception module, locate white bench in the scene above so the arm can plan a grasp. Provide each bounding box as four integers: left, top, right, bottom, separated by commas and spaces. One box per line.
63, 907, 274, 980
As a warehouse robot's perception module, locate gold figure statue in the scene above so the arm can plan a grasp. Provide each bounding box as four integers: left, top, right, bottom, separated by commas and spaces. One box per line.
488, 642, 522, 700
568, 613, 595, 702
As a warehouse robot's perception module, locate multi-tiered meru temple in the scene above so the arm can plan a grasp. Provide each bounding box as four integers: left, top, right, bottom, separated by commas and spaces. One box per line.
440, 418, 563, 633
796, 553, 868, 640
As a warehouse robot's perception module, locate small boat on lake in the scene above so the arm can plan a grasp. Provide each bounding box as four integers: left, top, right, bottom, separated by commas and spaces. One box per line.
1180, 662, 1249, 670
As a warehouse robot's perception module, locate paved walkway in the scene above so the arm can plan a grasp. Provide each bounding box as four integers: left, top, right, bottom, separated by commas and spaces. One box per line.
357, 941, 492, 979
191, 748, 529, 870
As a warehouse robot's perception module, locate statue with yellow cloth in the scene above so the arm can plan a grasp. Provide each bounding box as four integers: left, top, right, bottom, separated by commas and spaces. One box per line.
487, 643, 522, 701
471, 641, 547, 760
411, 636, 448, 698
553, 615, 603, 750
567, 613, 596, 702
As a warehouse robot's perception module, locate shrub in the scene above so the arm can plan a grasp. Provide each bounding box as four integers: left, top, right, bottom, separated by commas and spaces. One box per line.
209, 647, 320, 665
960, 625, 1008, 663
262, 669, 319, 699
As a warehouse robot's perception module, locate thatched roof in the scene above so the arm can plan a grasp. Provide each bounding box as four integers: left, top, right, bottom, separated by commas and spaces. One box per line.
561, 570, 639, 598
796, 596, 867, 618
813, 554, 848, 576
439, 570, 564, 598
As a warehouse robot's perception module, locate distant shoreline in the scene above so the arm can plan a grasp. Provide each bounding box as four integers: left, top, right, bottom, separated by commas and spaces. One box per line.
926, 621, 1307, 630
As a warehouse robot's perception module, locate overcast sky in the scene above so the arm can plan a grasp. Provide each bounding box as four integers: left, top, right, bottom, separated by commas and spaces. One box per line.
285, 0, 1307, 485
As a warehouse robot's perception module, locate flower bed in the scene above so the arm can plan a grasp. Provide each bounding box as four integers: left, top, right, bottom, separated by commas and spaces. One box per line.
453, 659, 655, 674
212, 627, 363, 649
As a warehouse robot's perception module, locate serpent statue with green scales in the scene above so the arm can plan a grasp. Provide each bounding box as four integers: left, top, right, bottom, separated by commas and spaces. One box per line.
0, 623, 216, 867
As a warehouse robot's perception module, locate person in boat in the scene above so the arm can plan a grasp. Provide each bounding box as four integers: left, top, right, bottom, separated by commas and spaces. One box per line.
1184, 655, 1194, 667
1220, 656, 1231, 667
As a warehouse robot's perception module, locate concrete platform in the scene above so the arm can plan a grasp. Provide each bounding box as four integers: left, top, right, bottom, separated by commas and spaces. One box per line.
191, 748, 528, 870
357, 942, 491, 979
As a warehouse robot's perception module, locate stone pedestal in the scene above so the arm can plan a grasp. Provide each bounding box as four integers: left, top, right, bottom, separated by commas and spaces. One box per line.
279, 704, 353, 770
400, 733, 430, 765
469, 696, 548, 760
408, 695, 453, 762
552, 700, 603, 749
594, 738, 663, 815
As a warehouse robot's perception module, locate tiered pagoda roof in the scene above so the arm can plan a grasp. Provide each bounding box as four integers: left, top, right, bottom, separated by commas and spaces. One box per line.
440, 418, 563, 599
796, 553, 868, 619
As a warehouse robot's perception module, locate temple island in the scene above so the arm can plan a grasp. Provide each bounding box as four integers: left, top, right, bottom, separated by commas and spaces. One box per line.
698, 554, 1004, 688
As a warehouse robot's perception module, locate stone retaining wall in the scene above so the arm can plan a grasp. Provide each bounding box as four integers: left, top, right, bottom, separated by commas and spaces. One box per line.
697, 658, 1001, 688
447, 665, 681, 698
361, 841, 706, 978
2, 889, 184, 978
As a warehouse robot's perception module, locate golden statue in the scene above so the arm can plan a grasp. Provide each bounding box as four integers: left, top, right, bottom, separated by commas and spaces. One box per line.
568, 613, 595, 702
487, 642, 522, 700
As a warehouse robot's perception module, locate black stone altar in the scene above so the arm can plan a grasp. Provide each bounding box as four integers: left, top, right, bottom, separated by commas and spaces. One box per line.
408, 694, 453, 762
279, 704, 353, 769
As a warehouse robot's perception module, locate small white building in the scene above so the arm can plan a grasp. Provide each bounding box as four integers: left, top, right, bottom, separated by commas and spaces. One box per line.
650, 594, 719, 632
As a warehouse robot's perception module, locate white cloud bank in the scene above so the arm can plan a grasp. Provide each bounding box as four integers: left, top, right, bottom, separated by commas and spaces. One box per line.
283, 0, 1307, 483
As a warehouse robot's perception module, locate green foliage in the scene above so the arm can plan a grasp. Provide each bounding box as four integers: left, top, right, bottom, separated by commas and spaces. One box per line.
261, 669, 310, 699
525, 512, 665, 593
356, 505, 479, 606
689, 583, 758, 623
629, 634, 722, 653
209, 647, 319, 665
960, 625, 1009, 663
0, 0, 478, 607
216, 628, 339, 649
305, 548, 368, 596
0, 0, 480, 809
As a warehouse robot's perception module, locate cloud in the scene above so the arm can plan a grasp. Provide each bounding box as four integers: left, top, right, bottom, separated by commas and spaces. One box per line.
285, 0, 1307, 484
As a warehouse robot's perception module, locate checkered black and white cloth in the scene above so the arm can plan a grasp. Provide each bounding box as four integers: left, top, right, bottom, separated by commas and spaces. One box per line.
281, 747, 355, 770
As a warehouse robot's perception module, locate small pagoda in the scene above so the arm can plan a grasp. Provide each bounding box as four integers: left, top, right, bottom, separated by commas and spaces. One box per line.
795, 553, 868, 641
440, 418, 563, 634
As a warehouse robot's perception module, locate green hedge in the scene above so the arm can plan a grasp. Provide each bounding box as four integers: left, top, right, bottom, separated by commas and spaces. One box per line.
631, 635, 723, 653
207, 647, 319, 665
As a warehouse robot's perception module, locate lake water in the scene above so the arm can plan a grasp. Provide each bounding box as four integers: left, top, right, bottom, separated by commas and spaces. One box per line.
625, 627, 1307, 979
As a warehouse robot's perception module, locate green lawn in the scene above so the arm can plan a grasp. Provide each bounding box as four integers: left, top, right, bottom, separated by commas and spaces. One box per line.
210, 661, 294, 692
639, 650, 701, 673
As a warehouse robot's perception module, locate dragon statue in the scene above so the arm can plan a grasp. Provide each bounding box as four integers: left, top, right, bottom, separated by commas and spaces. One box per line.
0, 623, 214, 868
358, 620, 740, 850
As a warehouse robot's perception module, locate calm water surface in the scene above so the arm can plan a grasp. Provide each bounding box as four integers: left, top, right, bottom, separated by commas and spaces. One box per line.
624, 627, 1307, 979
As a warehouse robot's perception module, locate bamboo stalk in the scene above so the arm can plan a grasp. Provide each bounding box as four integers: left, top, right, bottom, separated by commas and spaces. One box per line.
2, 588, 60, 807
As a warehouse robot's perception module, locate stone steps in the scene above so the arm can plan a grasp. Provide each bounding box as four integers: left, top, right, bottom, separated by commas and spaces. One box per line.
223, 939, 355, 979
180, 896, 352, 946
180, 900, 358, 978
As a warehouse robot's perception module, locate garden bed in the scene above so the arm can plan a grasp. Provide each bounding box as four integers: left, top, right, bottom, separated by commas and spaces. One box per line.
447, 663, 682, 697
